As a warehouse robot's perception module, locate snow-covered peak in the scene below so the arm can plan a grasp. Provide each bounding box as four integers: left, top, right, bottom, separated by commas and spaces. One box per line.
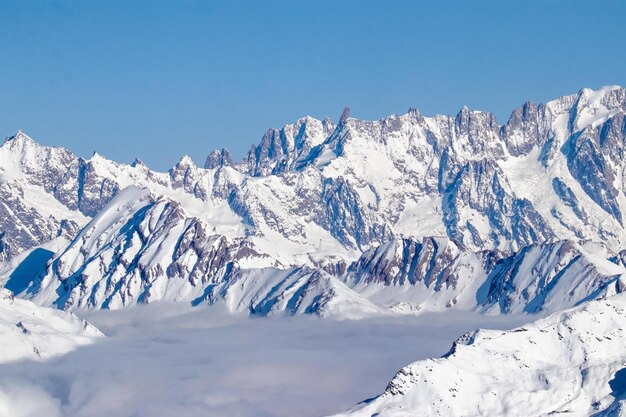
244, 114, 334, 176
568, 85, 626, 131
322, 116, 335, 133
211, 85, 620, 177
174, 154, 196, 168
405, 107, 421, 118
3, 86, 626, 316
456, 104, 471, 117
3, 129, 34, 145
0, 130, 76, 180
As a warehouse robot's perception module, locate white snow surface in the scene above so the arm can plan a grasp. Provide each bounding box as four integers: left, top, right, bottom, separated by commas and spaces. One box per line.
2, 86, 626, 261
330, 291, 626, 417
0, 288, 102, 364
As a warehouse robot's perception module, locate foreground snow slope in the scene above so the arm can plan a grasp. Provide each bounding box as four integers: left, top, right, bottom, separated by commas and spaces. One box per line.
0, 288, 102, 364
331, 292, 626, 417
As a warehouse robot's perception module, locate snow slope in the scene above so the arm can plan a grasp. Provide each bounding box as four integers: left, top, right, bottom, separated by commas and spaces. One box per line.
330, 291, 626, 417
22, 187, 381, 317
0, 288, 102, 364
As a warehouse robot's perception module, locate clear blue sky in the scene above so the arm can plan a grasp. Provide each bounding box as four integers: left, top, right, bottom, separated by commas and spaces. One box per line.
1, 0, 625, 170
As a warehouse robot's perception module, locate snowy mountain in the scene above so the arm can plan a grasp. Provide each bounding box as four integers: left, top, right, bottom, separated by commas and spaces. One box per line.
2, 86, 626, 316
345, 237, 626, 314
20, 205, 626, 315
22, 187, 380, 317
330, 291, 626, 417
0, 288, 102, 363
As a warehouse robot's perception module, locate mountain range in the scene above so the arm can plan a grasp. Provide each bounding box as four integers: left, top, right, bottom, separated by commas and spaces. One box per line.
2, 85, 626, 416
1, 85, 625, 317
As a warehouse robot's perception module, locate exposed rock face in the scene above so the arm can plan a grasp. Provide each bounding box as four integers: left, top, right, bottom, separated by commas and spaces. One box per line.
342, 237, 625, 314
204, 148, 234, 169
244, 116, 335, 176
441, 158, 554, 250
0, 181, 77, 260
6, 87, 626, 417
346, 237, 463, 287
479, 240, 624, 313
0, 133, 85, 259
319, 176, 388, 249
18, 188, 379, 317
28, 188, 251, 310
565, 133, 622, 224
4, 86, 626, 263
19, 190, 626, 316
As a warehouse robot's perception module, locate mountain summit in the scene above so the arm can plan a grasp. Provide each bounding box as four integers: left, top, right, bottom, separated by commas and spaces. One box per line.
1, 86, 626, 316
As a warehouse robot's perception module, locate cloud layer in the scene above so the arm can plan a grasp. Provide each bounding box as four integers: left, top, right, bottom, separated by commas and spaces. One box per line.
0, 304, 533, 417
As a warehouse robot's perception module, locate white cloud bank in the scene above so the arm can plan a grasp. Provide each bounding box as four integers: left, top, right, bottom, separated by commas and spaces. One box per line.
0, 304, 534, 417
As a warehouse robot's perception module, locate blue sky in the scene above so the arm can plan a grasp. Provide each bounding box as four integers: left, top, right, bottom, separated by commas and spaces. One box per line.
1, 0, 625, 170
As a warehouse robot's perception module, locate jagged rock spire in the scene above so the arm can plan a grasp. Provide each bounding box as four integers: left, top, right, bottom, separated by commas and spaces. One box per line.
204, 148, 234, 169
339, 107, 350, 124
407, 107, 420, 116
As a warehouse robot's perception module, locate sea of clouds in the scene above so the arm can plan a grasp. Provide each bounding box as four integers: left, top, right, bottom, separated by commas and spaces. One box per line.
0, 303, 534, 417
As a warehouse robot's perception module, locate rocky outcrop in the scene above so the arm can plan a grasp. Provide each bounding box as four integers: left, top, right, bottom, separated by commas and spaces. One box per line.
342, 237, 625, 315
204, 148, 234, 169
441, 158, 554, 250
244, 116, 334, 176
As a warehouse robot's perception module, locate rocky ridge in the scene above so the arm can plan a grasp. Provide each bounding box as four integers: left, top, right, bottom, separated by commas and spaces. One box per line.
2, 86, 626, 316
